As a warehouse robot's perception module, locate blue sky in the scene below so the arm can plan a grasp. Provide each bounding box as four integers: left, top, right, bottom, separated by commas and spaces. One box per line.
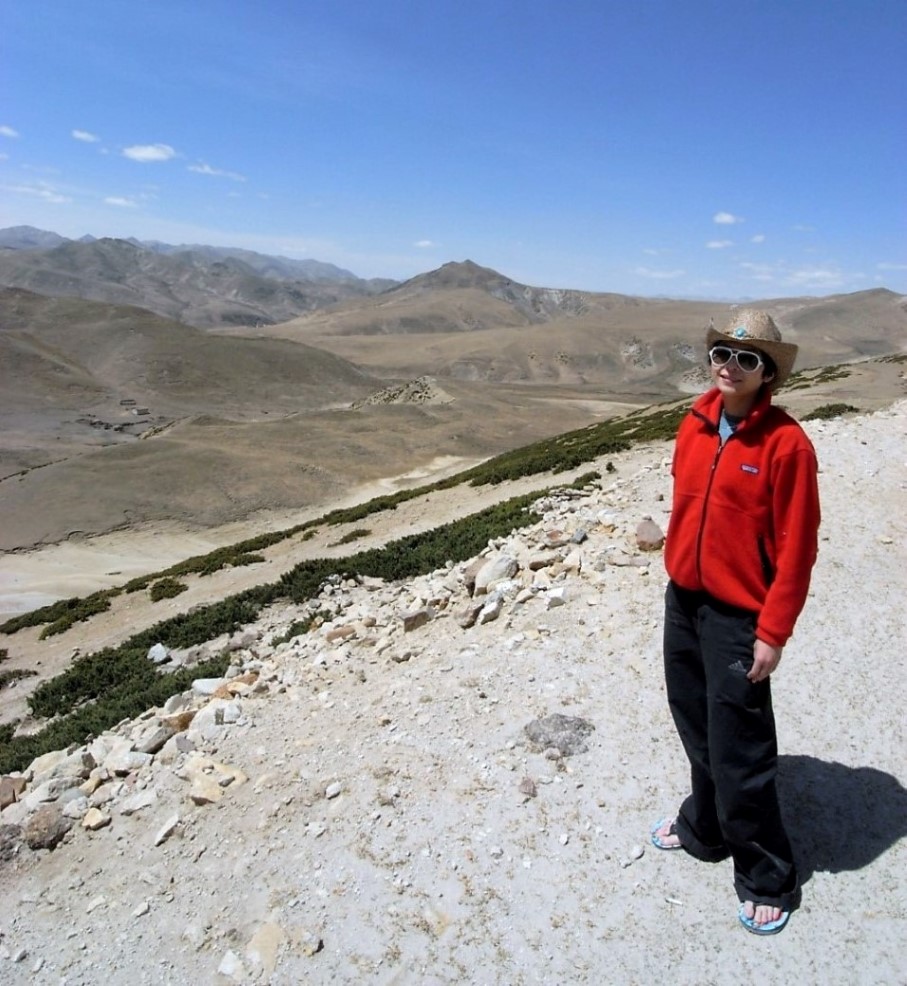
3, 0, 905, 298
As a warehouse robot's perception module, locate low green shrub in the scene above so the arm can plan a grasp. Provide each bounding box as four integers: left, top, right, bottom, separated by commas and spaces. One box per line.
330, 528, 371, 546
802, 403, 860, 421
149, 578, 188, 602
0, 668, 37, 689
1, 592, 115, 635
229, 553, 266, 567
38, 593, 115, 639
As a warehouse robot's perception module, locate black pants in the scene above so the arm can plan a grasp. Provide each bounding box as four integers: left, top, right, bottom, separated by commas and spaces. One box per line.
663, 580, 799, 909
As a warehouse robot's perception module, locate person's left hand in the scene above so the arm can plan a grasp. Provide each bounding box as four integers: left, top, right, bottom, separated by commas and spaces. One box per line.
748, 639, 783, 682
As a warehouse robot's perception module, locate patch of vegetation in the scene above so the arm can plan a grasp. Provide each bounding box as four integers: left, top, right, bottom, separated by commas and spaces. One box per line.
149, 577, 188, 602
781, 363, 853, 392
802, 403, 860, 421
0, 654, 230, 775
0, 668, 38, 689
229, 552, 266, 567
0, 648, 7, 663
1, 399, 689, 642
35, 592, 117, 639
330, 528, 372, 546
1, 593, 113, 636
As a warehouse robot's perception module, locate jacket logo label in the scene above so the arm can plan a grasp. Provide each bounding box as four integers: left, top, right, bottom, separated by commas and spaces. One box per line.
741, 464, 759, 474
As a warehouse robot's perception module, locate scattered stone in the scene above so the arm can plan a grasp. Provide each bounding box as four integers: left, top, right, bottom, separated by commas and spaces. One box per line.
545, 587, 568, 609
635, 517, 665, 551
297, 930, 324, 957
0, 822, 22, 861
119, 789, 158, 816
81, 807, 111, 831
524, 714, 596, 756
528, 552, 560, 571
541, 529, 572, 549
477, 593, 504, 625
132, 722, 176, 755
23, 804, 73, 850
62, 796, 90, 820
474, 556, 519, 595
147, 642, 170, 664
325, 781, 342, 799
191, 677, 227, 696
518, 777, 537, 798
402, 608, 433, 633
245, 922, 285, 975
325, 624, 357, 643
456, 601, 485, 629
218, 949, 246, 981
153, 813, 180, 847
0, 775, 27, 809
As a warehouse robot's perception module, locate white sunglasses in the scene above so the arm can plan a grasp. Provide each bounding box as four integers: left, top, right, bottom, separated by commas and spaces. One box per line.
708, 345, 765, 373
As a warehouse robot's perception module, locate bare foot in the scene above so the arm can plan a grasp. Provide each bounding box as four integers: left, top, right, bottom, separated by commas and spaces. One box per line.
741, 900, 783, 927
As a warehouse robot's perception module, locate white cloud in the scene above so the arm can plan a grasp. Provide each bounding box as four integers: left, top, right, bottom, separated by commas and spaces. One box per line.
72, 129, 100, 143
0, 125, 20, 138
0, 153, 8, 161
122, 143, 176, 163
414, 239, 435, 248
706, 240, 733, 249
713, 211, 744, 224
188, 162, 246, 182
740, 262, 774, 276
791, 224, 815, 232
750, 234, 766, 244
6, 181, 70, 204
104, 196, 138, 208
642, 248, 661, 256
633, 266, 685, 279
785, 267, 844, 287
877, 262, 907, 271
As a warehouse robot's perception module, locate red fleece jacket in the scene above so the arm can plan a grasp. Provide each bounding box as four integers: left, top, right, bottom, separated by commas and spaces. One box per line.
664, 387, 820, 647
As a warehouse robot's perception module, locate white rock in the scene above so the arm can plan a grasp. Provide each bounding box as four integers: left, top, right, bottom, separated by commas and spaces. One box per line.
147, 643, 170, 664
153, 813, 180, 846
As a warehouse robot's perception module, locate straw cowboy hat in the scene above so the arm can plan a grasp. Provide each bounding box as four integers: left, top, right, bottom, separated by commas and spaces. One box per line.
706, 309, 798, 389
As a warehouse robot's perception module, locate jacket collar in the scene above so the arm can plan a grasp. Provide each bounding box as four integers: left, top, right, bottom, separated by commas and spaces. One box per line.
691, 386, 773, 434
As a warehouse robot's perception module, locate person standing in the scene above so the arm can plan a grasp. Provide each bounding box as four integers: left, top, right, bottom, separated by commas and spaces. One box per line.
651, 309, 821, 935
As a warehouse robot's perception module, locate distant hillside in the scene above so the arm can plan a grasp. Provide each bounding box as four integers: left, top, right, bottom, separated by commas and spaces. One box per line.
243, 262, 907, 392
0, 287, 381, 486
0, 227, 392, 329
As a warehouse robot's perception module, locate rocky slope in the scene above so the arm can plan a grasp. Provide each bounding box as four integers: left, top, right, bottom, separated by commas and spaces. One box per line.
0, 402, 904, 984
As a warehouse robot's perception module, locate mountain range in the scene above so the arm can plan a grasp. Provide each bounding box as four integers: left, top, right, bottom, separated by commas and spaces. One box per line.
0, 226, 393, 329
0, 226, 904, 552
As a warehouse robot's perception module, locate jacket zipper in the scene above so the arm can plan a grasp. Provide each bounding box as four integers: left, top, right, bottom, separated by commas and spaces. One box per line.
694, 420, 732, 586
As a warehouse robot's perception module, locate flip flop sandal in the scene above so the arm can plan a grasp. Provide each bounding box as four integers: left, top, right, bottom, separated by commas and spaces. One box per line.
650, 816, 684, 851
738, 903, 791, 936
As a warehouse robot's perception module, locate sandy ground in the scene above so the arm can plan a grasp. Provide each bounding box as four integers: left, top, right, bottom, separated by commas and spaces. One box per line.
0, 400, 904, 984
